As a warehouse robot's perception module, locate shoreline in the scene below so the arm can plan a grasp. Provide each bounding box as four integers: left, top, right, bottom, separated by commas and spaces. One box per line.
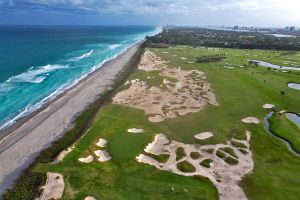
0, 27, 162, 133
0, 41, 142, 141
0, 41, 142, 193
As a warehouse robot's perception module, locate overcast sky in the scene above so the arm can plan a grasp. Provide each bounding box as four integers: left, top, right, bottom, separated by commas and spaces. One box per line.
0, 0, 299, 27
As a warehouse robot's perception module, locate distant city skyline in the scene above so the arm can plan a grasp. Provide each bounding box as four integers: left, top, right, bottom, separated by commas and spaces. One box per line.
0, 0, 299, 26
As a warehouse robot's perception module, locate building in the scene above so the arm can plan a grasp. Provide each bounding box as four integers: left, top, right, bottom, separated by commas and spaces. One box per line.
290, 27, 296, 32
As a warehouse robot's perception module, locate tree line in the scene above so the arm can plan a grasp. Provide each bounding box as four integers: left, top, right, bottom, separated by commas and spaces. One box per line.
196, 53, 226, 63
146, 28, 300, 51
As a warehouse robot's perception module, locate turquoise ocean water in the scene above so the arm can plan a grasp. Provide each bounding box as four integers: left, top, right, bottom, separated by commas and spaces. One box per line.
0, 25, 160, 130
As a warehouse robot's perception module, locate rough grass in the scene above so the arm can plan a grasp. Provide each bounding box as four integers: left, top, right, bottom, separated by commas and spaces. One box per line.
200, 159, 213, 168
239, 149, 249, 155
190, 152, 201, 160
220, 147, 238, 158
175, 147, 186, 161
231, 140, 248, 149
177, 161, 196, 173
225, 156, 239, 165
216, 150, 226, 159
145, 153, 170, 163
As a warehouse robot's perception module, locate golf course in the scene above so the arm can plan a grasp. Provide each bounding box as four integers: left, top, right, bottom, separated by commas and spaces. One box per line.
9, 45, 300, 200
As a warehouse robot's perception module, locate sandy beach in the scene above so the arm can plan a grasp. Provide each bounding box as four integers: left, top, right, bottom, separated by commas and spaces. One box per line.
0, 42, 141, 194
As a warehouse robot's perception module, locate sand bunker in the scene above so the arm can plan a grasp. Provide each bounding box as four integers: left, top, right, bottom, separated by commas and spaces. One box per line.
128, 128, 144, 133
94, 150, 111, 162
144, 133, 170, 155
53, 145, 74, 163
279, 110, 287, 114
79, 138, 111, 163
39, 172, 65, 200
78, 155, 94, 163
113, 50, 219, 122
96, 138, 108, 148
242, 117, 260, 124
137, 131, 253, 200
194, 132, 214, 140
224, 66, 235, 69
263, 104, 275, 109
85, 197, 97, 200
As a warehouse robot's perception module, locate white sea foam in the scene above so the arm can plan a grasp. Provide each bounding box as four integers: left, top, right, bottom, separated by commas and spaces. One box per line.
0, 83, 14, 93
108, 44, 121, 50
7, 64, 67, 84
69, 50, 93, 61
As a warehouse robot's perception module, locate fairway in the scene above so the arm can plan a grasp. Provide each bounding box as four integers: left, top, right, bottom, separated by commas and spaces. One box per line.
35, 46, 300, 200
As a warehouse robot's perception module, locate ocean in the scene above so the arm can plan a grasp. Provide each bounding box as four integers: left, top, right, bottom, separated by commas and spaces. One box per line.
0, 25, 160, 130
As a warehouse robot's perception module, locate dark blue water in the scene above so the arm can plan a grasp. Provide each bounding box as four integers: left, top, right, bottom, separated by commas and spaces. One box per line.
0, 25, 160, 130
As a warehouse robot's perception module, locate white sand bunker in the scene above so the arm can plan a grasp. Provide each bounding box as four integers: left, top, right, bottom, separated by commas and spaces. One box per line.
96, 138, 108, 148
79, 138, 111, 163
279, 110, 287, 114
128, 128, 144, 133
39, 172, 65, 200
94, 150, 111, 162
224, 66, 234, 69
53, 145, 74, 163
85, 197, 97, 200
113, 50, 219, 122
263, 103, 275, 109
137, 132, 253, 200
242, 117, 260, 124
194, 132, 214, 140
78, 155, 94, 163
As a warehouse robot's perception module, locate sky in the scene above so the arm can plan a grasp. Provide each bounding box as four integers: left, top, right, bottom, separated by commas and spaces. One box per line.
0, 0, 299, 27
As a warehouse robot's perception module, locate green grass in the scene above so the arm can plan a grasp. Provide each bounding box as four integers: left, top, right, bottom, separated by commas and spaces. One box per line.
35, 104, 218, 199
190, 152, 201, 160
177, 161, 196, 173
200, 159, 213, 168
220, 147, 238, 158
33, 45, 300, 200
175, 147, 186, 161
239, 149, 249, 155
231, 140, 248, 149
216, 150, 226, 159
144, 153, 170, 163
269, 112, 300, 154
225, 157, 239, 165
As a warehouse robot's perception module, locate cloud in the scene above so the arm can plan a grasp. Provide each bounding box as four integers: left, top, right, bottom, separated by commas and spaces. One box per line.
0, 0, 297, 14
0, 0, 299, 26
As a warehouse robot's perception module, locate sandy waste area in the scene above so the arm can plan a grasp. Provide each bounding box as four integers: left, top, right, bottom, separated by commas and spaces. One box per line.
137, 131, 253, 200
113, 50, 219, 122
